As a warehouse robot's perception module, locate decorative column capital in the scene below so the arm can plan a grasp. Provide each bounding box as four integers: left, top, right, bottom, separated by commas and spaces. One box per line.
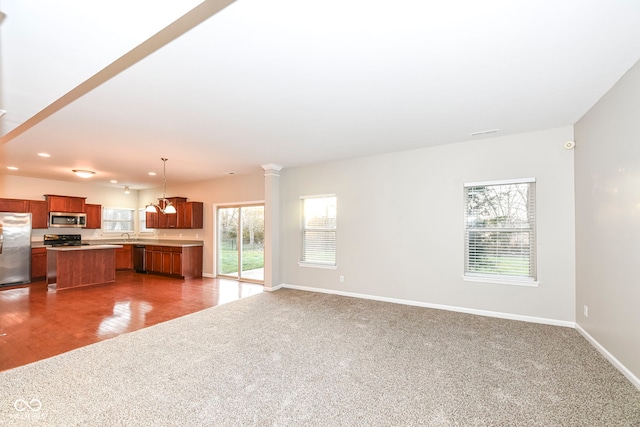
261, 163, 283, 177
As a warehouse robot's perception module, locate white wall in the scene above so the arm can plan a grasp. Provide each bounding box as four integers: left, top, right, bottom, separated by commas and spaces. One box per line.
280, 127, 575, 322
574, 59, 640, 381
0, 174, 139, 241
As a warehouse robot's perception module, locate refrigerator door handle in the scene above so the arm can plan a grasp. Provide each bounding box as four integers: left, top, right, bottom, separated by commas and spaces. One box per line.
0, 224, 3, 254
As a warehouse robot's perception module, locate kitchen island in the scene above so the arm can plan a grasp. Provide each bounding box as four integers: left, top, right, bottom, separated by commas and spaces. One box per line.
47, 244, 123, 290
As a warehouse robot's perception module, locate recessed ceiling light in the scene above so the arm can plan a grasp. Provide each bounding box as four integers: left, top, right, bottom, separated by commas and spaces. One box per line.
72, 169, 96, 178
37, 152, 51, 157
148, 172, 156, 176
110, 180, 118, 184
7, 166, 18, 170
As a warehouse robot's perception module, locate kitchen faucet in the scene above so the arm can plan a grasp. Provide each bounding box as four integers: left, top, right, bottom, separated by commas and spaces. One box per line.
121, 232, 131, 241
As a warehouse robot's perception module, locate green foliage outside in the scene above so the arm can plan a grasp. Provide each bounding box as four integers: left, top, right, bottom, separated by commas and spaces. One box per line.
469, 255, 529, 276
219, 240, 264, 274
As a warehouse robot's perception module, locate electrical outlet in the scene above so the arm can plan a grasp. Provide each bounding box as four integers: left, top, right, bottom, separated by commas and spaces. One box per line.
584, 305, 589, 318
339, 275, 345, 283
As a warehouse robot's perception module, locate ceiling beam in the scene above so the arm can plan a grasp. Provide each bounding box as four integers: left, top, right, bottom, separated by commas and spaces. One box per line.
0, 0, 236, 145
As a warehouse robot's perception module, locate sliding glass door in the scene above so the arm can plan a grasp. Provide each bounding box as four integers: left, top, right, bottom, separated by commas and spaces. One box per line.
217, 205, 264, 283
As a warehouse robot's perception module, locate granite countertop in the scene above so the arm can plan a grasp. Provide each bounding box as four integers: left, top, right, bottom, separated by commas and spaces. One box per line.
32, 239, 204, 249
98, 239, 203, 248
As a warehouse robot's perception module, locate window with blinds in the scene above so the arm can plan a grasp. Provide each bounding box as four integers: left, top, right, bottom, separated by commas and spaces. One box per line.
102, 208, 135, 232
300, 195, 337, 266
464, 179, 536, 283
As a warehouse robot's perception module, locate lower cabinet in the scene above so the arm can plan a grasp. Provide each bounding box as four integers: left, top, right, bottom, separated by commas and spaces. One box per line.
115, 245, 133, 270
144, 245, 202, 279
31, 247, 47, 281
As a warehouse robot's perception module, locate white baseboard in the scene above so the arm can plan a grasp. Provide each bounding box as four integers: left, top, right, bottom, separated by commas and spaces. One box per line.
279, 284, 575, 328
202, 273, 215, 278
575, 324, 640, 390
264, 283, 283, 292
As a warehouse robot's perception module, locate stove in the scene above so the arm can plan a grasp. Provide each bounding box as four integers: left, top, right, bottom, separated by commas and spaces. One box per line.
43, 234, 90, 246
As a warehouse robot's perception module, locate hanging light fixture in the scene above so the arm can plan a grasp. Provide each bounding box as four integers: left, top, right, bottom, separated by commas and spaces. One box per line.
145, 158, 177, 214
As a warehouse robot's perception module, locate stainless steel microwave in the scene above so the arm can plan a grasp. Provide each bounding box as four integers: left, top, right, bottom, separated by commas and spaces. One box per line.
49, 212, 87, 228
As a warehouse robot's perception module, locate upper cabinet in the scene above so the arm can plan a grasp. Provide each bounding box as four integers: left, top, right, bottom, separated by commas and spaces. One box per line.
45, 195, 86, 213
85, 204, 102, 229
0, 198, 47, 228
178, 201, 203, 229
0, 198, 27, 212
28, 200, 48, 228
145, 197, 203, 229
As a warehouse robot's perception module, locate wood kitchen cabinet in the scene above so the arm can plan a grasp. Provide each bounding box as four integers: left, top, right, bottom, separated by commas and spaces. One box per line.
145, 210, 159, 229
178, 201, 203, 229
45, 195, 86, 213
0, 198, 47, 228
0, 198, 27, 212
115, 244, 133, 270
31, 247, 47, 281
145, 198, 203, 229
28, 200, 48, 228
144, 245, 202, 279
85, 204, 102, 229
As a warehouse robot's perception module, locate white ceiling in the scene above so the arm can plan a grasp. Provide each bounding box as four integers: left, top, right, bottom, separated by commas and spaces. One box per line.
1, 0, 640, 189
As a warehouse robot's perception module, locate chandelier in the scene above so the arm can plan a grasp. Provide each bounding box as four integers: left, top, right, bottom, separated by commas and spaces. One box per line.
145, 158, 177, 214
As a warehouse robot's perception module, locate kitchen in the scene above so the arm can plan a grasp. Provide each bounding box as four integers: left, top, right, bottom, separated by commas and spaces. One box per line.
0, 168, 265, 283
0, 172, 265, 371
0, 189, 207, 290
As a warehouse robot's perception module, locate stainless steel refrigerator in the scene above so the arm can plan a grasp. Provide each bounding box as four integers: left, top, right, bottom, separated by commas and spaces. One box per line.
0, 212, 32, 287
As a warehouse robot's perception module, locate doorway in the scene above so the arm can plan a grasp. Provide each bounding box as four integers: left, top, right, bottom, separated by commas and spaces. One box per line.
217, 205, 264, 283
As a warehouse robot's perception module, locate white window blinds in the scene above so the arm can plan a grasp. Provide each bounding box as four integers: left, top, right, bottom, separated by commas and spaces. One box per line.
464, 179, 536, 281
102, 208, 135, 232
301, 195, 337, 266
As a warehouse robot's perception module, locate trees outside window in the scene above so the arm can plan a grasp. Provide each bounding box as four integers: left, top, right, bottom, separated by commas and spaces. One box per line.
464, 180, 536, 282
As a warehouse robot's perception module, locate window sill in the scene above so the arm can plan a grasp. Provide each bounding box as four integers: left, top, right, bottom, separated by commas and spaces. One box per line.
298, 262, 337, 270
462, 275, 539, 287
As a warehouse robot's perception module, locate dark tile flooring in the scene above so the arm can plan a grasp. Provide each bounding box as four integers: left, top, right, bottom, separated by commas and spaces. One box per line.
0, 271, 263, 371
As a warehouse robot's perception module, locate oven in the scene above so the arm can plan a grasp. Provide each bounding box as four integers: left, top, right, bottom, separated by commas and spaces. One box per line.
43, 234, 90, 247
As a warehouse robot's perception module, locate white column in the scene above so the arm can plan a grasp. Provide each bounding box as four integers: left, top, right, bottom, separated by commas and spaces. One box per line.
261, 163, 283, 291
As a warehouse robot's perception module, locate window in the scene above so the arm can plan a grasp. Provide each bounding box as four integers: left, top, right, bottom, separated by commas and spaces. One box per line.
300, 195, 337, 267
464, 179, 536, 284
102, 208, 135, 233
138, 208, 152, 233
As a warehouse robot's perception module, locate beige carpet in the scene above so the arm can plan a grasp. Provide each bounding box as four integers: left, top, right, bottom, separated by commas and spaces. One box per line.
1, 289, 639, 426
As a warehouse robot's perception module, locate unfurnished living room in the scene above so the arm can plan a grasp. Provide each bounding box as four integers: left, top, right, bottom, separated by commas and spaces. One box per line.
1, 1, 639, 425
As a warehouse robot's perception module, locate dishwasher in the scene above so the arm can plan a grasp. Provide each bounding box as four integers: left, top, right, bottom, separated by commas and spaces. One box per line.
133, 245, 146, 273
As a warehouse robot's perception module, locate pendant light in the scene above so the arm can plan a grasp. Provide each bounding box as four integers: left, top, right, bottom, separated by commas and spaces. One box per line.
145, 158, 177, 214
